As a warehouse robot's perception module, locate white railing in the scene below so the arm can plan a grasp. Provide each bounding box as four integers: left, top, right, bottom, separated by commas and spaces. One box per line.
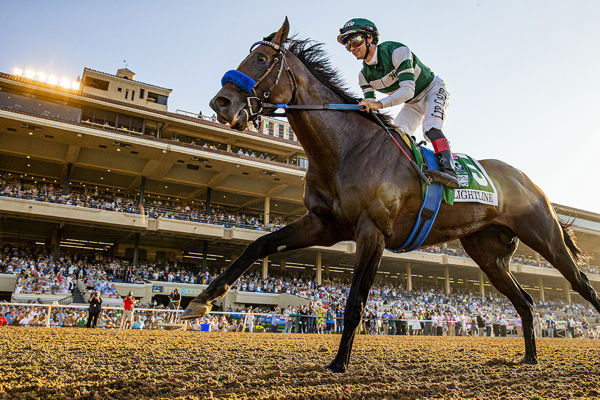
0, 302, 283, 332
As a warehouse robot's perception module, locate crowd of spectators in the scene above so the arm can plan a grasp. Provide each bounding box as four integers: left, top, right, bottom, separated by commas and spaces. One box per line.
2, 240, 600, 340
2, 296, 599, 339
3, 244, 600, 320
2, 171, 598, 274
0, 172, 290, 232
1, 174, 139, 213
2, 246, 78, 296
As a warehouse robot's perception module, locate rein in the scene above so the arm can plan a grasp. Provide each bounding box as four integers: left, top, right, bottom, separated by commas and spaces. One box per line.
262, 102, 432, 184
220, 41, 431, 185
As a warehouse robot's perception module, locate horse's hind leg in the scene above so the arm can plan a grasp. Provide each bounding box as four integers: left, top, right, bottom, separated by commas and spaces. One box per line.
461, 226, 538, 364
181, 212, 340, 319
511, 199, 600, 314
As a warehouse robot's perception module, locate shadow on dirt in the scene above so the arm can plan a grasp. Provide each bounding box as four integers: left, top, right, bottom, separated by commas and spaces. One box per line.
484, 358, 519, 366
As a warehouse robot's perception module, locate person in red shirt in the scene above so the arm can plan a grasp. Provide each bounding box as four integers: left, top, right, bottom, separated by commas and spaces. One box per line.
0, 314, 8, 326
120, 292, 135, 329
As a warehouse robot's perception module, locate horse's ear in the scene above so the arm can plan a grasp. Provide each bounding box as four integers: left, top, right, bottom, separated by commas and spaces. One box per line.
273, 17, 290, 46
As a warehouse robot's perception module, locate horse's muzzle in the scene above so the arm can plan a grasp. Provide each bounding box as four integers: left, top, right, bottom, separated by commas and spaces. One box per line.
209, 92, 249, 131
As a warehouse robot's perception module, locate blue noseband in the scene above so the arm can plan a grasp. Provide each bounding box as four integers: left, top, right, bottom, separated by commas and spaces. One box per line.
221, 70, 256, 94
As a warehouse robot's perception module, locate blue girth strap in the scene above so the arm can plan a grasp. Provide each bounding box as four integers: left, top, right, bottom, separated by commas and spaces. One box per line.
221, 70, 256, 94
390, 147, 443, 253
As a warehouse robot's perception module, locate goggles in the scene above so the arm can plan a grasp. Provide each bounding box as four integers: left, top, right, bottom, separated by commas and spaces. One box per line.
344, 34, 365, 51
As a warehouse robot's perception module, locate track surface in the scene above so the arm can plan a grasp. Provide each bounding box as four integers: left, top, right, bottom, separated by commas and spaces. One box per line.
1, 327, 599, 399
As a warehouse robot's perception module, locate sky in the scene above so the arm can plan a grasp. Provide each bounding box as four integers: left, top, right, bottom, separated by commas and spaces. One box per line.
2, 1, 599, 213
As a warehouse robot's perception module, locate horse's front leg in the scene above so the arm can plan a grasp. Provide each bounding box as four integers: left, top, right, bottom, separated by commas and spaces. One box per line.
181, 212, 338, 320
326, 215, 385, 373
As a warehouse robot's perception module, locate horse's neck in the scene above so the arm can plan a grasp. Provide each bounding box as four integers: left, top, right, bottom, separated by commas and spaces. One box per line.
284, 59, 351, 174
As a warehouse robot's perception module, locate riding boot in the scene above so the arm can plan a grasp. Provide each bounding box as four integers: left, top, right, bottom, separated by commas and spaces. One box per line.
425, 128, 460, 189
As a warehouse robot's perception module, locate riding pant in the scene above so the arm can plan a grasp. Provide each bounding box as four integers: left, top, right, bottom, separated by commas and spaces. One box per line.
393, 76, 449, 138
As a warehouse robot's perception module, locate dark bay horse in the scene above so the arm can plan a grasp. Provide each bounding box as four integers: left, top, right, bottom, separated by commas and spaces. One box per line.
181, 18, 600, 372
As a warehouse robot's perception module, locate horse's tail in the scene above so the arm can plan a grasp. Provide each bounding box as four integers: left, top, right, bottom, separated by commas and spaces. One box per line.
558, 218, 584, 262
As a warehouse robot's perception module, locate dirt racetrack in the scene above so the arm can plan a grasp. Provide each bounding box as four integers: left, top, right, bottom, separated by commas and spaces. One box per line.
1, 327, 600, 400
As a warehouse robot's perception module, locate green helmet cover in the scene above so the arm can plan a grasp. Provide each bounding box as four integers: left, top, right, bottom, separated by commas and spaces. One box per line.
337, 18, 379, 45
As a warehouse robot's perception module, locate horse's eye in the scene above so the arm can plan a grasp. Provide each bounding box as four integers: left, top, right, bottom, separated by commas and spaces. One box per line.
257, 54, 267, 63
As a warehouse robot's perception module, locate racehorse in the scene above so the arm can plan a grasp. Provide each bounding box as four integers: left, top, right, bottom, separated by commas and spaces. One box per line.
181, 18, 600, 372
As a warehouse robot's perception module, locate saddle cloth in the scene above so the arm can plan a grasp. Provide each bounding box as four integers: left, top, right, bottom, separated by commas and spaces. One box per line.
406, 138, 498, 206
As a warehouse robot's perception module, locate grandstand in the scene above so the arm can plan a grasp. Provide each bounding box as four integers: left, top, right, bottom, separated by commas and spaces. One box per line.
1, 66, 599, 314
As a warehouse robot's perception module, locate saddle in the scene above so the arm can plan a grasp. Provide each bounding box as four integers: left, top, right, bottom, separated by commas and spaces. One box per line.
395, 128, 454, 205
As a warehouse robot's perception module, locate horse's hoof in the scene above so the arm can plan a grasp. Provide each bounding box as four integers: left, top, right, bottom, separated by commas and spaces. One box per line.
180, 301, 212, 320
520, 355, 538, 365
325, 361, 346, 373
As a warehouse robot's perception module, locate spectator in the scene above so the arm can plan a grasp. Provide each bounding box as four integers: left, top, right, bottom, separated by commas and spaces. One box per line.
546, 316, 555, 338
499, 315, 508, 337
582, 318, 591, 339
326, 306, 335, 334
270, 308, 280, 333
534, 314, 543, 338
121, 291, 135, 329
132, 316, 145, 329
87, 291, 102, 328
245, 306, 255, 333
168, 289, 181, 322
477, 312, 485, 336
514, 316, 522, 337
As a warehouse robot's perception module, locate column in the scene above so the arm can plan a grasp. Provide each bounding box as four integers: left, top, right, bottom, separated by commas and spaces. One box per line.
539, 276, 545, 302
202, 240, 208, 269
406, 264, 412, 292
262, 257, 269, 280
565, 281, 572, 303
132, 232, 141, 266
226, 144, 232, 153
63, 163, 73, 195
444, 265, 450, 295
316, 251, 322, 285
279, 259, 286, 269
139, 176, 146, 207
324, 264, 330, 280
52, 225, 63, 259
205, 187, 212, 215
479, 270, 485, 297
264, 196, 271, 224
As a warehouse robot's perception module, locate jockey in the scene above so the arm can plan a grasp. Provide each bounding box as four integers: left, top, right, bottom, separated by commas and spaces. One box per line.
338, 18, 459, 189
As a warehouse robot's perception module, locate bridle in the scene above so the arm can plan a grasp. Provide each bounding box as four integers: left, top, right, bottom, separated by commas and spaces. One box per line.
221, 39, 297, 121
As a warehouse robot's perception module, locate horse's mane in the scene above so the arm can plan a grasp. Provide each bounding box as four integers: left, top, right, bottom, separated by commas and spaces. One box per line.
265, 34, 395, 129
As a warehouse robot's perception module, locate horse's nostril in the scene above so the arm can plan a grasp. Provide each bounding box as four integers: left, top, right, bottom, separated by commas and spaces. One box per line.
216, 96, 231, 108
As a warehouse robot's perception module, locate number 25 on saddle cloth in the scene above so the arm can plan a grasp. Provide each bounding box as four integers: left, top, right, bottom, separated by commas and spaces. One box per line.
452, 154, 498, 206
